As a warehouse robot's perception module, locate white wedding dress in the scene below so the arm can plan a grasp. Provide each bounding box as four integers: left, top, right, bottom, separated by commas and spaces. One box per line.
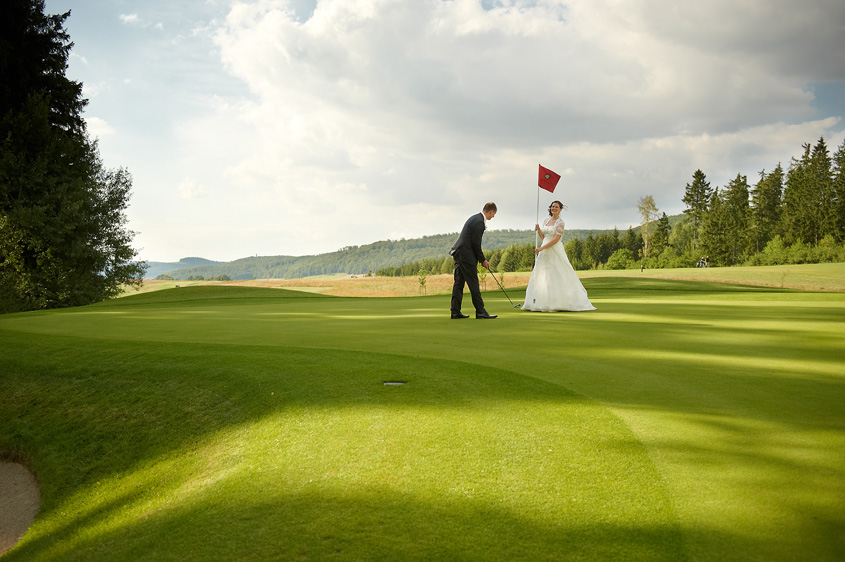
522, 218, 596, 312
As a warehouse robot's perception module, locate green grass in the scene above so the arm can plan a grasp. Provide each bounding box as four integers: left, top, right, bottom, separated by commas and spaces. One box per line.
1, 280, 843, 561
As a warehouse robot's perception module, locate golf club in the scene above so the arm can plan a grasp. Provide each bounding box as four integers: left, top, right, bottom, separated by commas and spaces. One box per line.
487, 268, 521, 308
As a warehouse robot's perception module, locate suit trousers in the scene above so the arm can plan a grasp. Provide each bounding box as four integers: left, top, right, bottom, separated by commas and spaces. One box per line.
451, 258, 485, 314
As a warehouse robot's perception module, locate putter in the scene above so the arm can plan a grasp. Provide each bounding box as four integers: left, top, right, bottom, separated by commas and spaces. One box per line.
487, 269, 521, 308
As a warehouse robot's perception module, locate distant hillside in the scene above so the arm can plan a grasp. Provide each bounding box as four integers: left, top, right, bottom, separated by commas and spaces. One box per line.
149, 214, 686, 280
144, 257, 226, 279
153, 230, 603, 280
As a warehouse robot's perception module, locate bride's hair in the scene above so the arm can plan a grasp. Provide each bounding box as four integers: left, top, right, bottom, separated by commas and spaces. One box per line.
548, 201, 567, 216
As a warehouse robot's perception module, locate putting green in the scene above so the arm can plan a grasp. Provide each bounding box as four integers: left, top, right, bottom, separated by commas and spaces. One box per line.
1, 280, 843, 561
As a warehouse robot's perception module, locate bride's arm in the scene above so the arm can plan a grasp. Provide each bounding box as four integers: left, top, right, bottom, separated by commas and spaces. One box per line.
534, 233, 562, 254
535, 219, 564, 254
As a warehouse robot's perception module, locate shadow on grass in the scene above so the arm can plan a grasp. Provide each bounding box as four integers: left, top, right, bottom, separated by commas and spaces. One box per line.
10, 486, 686, 562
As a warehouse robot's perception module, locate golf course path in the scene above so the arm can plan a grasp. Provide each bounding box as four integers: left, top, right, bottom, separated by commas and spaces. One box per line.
0, 462, 39, 556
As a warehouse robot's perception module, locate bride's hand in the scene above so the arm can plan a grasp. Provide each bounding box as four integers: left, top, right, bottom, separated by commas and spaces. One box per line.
534, 247, 541, 255
534, 224, 541, 232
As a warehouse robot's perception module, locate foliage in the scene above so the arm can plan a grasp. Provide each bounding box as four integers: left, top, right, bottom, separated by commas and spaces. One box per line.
0, 0, 144, 313
682, 169, 712, 251
605, 248, 636, 270
750, 165, 783, 253
637, 195, 659, 257
650, 212, 671, 256
722, 173, 752, 265
744, 235, 845, 266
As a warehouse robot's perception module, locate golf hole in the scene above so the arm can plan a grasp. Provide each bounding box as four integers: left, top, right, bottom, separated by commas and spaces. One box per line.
383, 381, 406, 386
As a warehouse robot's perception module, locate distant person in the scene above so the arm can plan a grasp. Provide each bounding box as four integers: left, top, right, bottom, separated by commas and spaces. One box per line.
521, 201, 596, 312
450, 203, 498, 319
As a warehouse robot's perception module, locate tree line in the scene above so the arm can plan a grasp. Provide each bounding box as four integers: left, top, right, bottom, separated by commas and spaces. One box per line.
680, 137, 845, 267
375, 226, 650, 276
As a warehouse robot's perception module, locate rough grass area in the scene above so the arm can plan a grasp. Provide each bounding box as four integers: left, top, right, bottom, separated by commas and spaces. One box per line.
2, 278, 844, 561
129, 262, 845, 298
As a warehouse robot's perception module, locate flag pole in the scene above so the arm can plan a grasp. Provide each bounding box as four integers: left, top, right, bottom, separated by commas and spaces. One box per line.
535, 185, 540, 248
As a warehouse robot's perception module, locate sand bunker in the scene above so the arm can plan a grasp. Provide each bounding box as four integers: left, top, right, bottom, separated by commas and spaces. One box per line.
0, 462, 39, 556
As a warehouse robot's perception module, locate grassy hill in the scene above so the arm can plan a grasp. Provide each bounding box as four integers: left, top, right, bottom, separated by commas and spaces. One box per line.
144, 257, 226, 279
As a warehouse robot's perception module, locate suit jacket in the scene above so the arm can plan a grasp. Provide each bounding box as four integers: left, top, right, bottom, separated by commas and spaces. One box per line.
450, 212, 486, 265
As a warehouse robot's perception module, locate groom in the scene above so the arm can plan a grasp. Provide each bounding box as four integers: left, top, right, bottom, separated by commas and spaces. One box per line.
449, 202, 498, 319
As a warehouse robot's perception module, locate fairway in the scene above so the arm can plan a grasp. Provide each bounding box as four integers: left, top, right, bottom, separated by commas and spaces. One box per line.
1, 278, 843, 561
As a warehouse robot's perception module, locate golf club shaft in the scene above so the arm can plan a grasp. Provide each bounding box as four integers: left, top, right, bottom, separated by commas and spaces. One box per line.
487, 269, 518, 307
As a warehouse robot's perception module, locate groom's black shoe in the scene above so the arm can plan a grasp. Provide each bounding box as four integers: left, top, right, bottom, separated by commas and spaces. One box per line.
451, 312, 470, 319
476, 311, 498, 319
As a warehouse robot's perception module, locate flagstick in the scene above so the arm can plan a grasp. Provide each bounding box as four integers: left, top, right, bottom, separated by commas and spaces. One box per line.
535, 185, 540, 248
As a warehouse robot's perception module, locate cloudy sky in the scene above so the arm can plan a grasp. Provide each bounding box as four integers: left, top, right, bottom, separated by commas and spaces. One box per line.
45, 0, 845, 262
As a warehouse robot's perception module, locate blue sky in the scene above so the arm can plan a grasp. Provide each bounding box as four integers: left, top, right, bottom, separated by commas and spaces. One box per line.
45, 0, 845, 262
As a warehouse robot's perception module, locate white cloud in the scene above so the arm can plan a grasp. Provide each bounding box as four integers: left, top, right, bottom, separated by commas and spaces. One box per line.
119, 13, 141, 24
70, 53, 89, 65
177, 178, 210, 199
86, 116, 115, 137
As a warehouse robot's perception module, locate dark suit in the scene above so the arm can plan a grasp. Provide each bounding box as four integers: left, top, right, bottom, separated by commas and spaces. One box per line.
450, 212, 487, 315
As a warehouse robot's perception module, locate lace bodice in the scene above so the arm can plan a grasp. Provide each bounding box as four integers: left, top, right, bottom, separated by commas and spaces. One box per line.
542, 218, 565, 237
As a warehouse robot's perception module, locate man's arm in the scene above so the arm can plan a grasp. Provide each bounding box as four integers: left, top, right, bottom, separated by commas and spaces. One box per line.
471, 216, 486, 265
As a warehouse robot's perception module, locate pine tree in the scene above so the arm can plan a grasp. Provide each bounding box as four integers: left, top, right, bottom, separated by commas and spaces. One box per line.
682, 169, 712, 251
781, 143, 812, 244
808, 137, 834, 241
750, 164, 783, 252
0, 0, 145, 312
622, 226, 643, 255
650, 212, 671, 255
831, 139, 845, 241
782, 138, 834, 245
723, 174, 751, 264
700, 189, 728, 266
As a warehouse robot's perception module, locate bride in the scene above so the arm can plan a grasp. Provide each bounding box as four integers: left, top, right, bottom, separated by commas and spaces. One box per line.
521, 201, 596, 312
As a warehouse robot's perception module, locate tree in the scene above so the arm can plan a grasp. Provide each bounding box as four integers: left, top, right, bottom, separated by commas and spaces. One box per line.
832, 139, 845, 241
650, 212, 671, 256
668, 220, 694, 257
605, 248, 635, 270
722, 174, 751, 264
700, 189, 729, 266
750, 165, 784, 252
637, 195, 659, 257
621, 226, 643, 256
781, 143, 812, 244
563, 238, 589, 270
0, 0, 144, 312
782, 138, 833, 245
682, 169, 712, 251
808, 137, 835, 241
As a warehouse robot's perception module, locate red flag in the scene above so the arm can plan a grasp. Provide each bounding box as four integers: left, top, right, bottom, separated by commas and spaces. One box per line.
538, 164, 561, 193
